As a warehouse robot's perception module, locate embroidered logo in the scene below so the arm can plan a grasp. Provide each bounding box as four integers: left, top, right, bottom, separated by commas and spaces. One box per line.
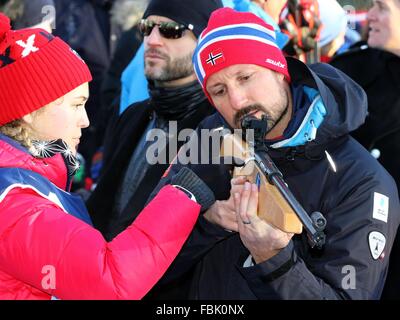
206, 50, 224, 66
372, 192, 389, 223
16, 34, 39, 57
266, 58, 285, 69
368, 231, 386, 260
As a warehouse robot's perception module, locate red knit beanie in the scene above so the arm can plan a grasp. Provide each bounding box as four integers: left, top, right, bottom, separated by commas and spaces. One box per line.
193, 8, 290, 102
0, 14, 92, 126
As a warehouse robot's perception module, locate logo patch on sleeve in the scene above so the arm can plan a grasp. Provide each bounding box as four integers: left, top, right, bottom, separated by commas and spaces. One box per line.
368, 231, 386, 260
372, 192, 389, 223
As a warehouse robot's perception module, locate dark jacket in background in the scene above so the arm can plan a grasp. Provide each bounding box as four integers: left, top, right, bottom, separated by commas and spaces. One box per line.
86, 97, 215, 240
330, 43, 400, 190
331, 43, 400, 300
53, 0, 112, 169
100, 24, 142, 114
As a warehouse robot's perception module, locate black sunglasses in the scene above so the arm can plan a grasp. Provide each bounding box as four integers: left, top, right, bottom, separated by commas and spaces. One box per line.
139, 19, 194, 39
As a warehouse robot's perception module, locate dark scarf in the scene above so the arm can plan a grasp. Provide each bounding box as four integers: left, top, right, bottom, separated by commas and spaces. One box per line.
148, 80, 207, 121
32, 139, 80, 177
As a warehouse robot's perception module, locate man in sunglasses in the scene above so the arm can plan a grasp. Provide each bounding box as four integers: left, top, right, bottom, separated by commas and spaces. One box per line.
87, 0, 222, 241
150, 8, 400, 299
118, 0, 289, 115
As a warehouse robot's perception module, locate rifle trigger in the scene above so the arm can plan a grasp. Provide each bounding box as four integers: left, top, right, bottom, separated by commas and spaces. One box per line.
244, 157, 255, 166
232, 157, 245, 167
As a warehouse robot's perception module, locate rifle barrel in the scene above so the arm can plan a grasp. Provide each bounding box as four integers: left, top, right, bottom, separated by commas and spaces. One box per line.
254, 151, 325, 247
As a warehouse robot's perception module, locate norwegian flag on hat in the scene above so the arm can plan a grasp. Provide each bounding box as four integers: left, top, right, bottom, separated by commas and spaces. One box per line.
192, 8, 290, 103
205, 49, 225, 67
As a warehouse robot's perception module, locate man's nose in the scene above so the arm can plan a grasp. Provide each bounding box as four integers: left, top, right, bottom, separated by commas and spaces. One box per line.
146, 26, 163, 46
228, 88, 249, 111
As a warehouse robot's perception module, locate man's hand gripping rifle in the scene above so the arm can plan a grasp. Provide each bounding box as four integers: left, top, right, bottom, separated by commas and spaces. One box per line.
221, 115, 326, 248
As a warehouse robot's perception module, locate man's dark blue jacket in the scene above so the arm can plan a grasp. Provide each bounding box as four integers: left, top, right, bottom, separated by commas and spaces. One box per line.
150, 58, 400, 299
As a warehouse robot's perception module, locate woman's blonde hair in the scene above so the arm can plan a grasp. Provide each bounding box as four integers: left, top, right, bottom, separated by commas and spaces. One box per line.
0, 119, 32, 149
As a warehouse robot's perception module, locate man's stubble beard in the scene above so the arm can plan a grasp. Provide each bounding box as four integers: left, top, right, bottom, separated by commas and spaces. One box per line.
145, 50, 195, 83
234, 89, 290, 134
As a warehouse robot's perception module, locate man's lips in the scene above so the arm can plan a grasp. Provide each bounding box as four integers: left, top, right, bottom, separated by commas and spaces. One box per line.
239, 110, 261, 123
146, 55, 162, 59
145, 52, 164, 59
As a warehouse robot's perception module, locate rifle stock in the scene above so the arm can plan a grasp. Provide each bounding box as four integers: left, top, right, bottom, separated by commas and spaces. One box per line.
221, 133, 303, 234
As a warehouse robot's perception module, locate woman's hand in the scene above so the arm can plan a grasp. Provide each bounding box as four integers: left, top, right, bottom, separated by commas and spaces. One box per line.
203, 176, 248, 232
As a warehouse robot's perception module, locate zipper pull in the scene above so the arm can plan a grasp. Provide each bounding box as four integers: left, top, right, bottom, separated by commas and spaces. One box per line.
309, 120, 317, 141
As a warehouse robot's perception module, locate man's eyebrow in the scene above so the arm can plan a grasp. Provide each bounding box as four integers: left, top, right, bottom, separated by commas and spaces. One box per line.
207, 70, 251, 90
207, 82, 224, 92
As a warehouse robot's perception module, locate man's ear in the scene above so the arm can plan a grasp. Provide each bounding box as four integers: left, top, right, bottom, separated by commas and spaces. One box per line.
277, 72, 285, 81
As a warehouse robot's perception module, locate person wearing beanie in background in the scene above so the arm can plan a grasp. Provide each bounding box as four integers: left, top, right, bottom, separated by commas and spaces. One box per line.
0, 0, 55, 32
151, 8, 400, 299
330, 0, 400, 300
118, 0, 288, 114
87, 0, 223, 241
317, 0, 360, 63
0, 13, 209, 300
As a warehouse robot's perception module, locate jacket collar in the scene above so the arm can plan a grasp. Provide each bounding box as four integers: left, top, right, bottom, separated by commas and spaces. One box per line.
0, 134, 69, 190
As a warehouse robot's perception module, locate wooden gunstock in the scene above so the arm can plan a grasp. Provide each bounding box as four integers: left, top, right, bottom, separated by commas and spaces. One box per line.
221, 133, 303, 234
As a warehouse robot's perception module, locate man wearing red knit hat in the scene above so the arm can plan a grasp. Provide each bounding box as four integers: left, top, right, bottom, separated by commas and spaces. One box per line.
152, 8, 400, 299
